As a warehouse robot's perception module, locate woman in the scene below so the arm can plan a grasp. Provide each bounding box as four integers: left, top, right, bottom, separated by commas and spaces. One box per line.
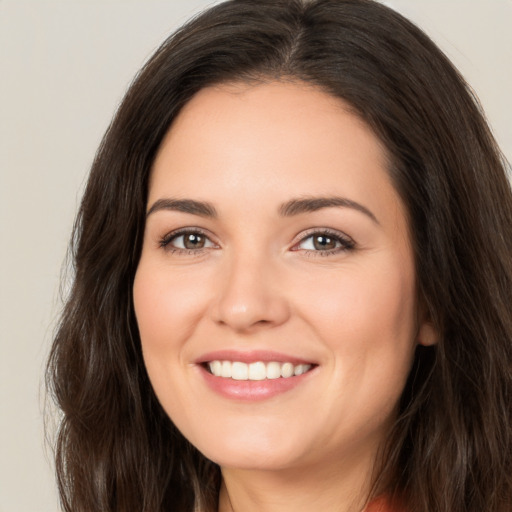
47, 1, 512, 511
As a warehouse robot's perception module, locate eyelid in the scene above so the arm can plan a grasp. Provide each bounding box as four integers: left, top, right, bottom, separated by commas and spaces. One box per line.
290, 228, 355, 253
159, 227, 219, 252
158, 226, 354, 256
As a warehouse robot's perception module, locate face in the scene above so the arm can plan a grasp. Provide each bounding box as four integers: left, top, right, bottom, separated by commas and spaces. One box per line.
133, 81, 435, 476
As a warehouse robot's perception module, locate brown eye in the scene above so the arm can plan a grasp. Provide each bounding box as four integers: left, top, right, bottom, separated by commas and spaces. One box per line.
295, 230, 355, 254
161, 230, 216, 251
312, 235, 337, 250
183, 233, 206, 249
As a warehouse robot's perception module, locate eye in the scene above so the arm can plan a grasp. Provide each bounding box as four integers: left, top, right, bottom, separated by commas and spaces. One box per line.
160, 229, 216, 252
293, 229, 355, 254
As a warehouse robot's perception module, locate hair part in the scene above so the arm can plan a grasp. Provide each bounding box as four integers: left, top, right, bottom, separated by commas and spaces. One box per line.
47, 1, 512, 511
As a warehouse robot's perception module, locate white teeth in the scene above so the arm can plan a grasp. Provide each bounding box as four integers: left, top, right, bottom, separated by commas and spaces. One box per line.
207, 360, 312, 380
210, 360, 222, 376
248, 362, 266, 381
281, 362, 294, 378
221, 360, 232, 378
266, 361, 281, 379
294, 364, 308, 376
231, 361, 248, 380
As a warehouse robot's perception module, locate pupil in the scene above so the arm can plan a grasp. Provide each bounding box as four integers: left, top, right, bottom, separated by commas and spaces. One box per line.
184, 233, 204, 249
313, 235, 335, 250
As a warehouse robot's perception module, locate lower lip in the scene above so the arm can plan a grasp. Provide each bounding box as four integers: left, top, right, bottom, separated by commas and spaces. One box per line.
198, 365, 315, 401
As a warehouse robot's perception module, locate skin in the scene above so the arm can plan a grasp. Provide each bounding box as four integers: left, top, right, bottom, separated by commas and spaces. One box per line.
133, 81, 436, 512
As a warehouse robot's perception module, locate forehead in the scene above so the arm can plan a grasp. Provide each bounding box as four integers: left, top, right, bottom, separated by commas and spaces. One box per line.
159, 80, 387, 167
149, 81, 404, 230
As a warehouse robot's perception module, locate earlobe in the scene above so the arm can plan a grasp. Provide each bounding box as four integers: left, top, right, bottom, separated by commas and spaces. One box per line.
417, 320, 438, 346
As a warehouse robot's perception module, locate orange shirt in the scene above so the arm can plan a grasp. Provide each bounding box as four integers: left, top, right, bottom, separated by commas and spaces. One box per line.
365, 496, 403, 512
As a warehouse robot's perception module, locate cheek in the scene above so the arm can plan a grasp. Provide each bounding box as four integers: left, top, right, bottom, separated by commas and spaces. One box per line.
133, 262, 202, 411
307, 259, 417, 422
133, 262, 209, 352
295, 254, 418, 424
296, 258, 417, 350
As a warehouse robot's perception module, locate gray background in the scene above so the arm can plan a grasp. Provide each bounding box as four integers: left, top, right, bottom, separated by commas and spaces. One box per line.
1, 1, 511, 510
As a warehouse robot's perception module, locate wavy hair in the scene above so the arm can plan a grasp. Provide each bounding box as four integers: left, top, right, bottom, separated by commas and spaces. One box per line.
47, 1, 512, 511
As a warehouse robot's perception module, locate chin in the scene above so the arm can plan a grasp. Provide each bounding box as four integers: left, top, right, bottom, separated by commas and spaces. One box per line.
205, 446, 304, 472
187, 421, 312, 471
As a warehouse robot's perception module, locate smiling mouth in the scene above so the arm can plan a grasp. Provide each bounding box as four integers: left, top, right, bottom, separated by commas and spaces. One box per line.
205, 360, 314, 381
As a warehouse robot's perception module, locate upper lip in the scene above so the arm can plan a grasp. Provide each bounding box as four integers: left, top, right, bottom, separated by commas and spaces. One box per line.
195, 350, 317, 365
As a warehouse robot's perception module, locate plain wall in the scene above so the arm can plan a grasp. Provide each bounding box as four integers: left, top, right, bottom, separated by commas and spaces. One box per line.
1, 1, 510, 510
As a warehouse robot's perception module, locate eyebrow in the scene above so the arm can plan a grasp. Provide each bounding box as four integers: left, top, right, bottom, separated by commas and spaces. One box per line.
147, 198, 218, 218
279, 196, 379, 224
146, 195, 379, 224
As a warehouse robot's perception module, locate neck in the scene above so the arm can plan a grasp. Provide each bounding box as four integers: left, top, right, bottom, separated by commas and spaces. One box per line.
218, 451, 379, 512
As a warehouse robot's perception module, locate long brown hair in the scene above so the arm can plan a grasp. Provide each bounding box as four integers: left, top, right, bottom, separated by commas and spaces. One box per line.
47, 1, 512, 511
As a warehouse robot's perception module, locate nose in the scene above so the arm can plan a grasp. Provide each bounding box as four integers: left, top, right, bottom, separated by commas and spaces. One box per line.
211, 253, 290, 333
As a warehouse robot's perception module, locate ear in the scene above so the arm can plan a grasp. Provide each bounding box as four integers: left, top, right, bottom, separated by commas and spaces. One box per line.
417, 320, 438, 346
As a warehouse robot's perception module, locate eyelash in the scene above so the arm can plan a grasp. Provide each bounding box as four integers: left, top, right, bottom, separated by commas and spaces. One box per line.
159, 228, 355, 256
159, 228, 215, 255
292, 228, 355, 256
